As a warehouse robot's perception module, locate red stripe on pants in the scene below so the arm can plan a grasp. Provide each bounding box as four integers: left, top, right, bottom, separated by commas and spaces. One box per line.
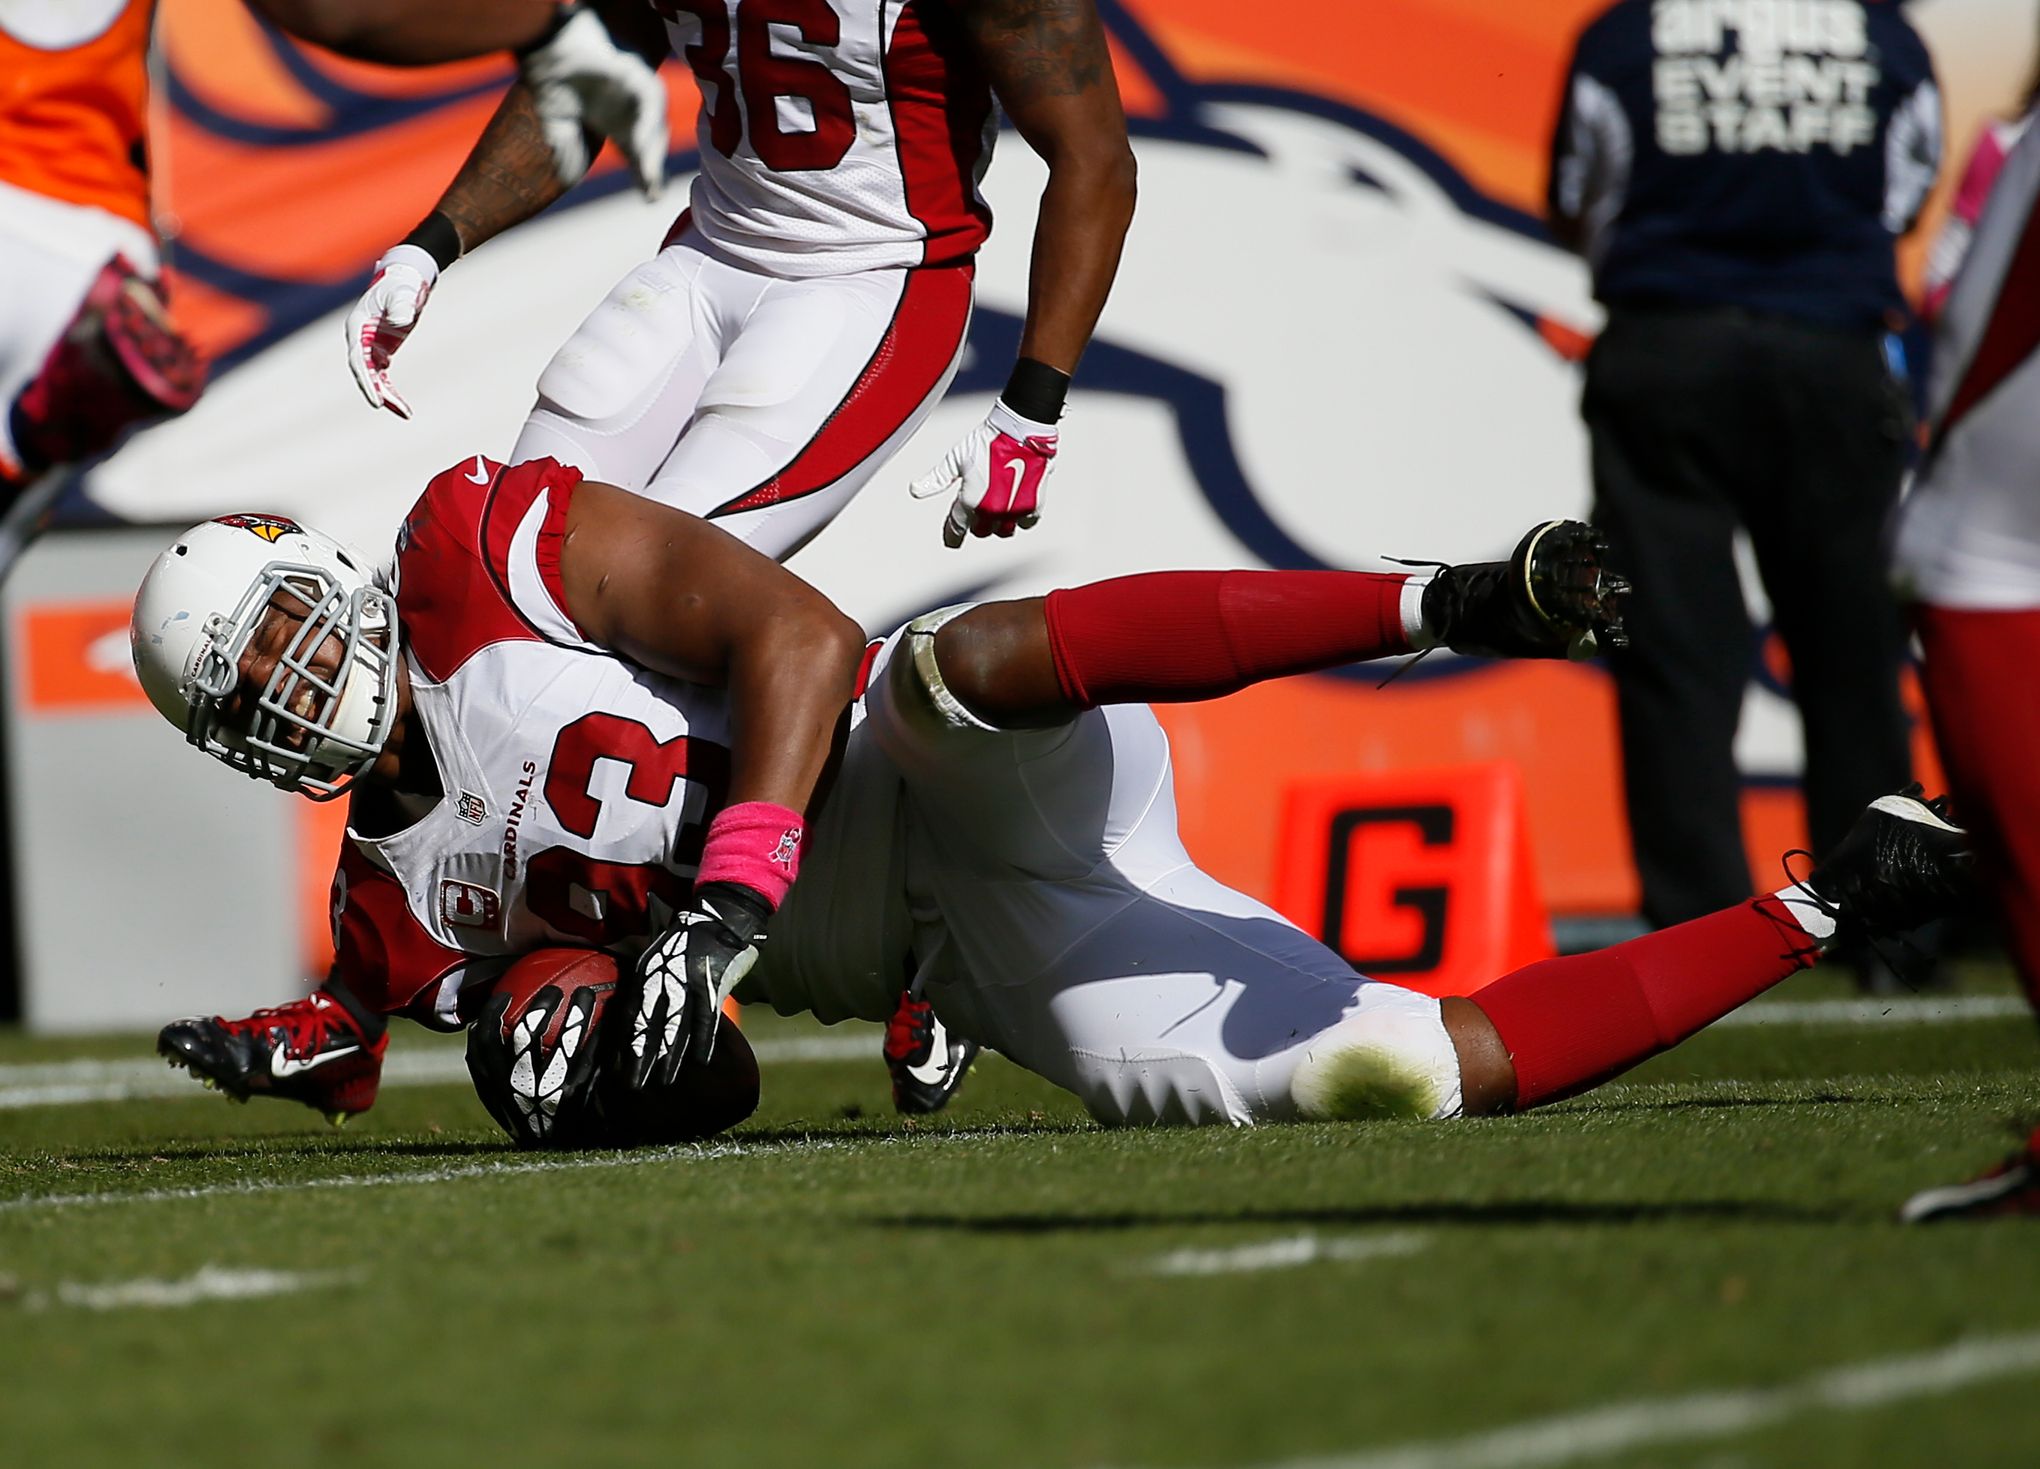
710, 262, 972, 518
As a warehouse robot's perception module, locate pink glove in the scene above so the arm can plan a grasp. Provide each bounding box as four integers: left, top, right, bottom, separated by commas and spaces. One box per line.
910, 400, 1059, 549
343, 244, 437, 420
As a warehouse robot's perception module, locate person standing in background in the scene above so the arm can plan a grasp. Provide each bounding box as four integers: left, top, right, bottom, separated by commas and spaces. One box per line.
1891, 117, 2040, 1219
1547, 0, 1941, 983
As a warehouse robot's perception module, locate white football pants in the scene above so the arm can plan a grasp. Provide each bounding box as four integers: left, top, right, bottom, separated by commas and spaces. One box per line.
773, 613, 1468, 1128
511, 225, 972, 560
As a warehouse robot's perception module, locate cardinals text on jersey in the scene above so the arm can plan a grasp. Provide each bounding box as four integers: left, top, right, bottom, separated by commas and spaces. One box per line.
333, 456, 738, 1025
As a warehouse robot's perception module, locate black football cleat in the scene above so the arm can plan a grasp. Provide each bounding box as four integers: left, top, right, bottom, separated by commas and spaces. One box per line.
1901, 1127, 2040, 1223
158, 993, 387, 1124
884, 989, 978, 1116
1419, 519, 1631, 660
1797, 787, 1976, 947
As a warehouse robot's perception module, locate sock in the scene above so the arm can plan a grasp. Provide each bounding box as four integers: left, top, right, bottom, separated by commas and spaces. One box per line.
1472, 893, 1821, 1110
1916, 603, 2040, 1010
318, 972, 389, 1041
1042, 569, 1418, 708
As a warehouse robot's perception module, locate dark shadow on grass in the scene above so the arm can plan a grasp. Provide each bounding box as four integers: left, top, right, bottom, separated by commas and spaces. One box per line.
728, 1120, 1098, 1146
873, 1198, 1843, 1232
1563, 1091, 1868, 1115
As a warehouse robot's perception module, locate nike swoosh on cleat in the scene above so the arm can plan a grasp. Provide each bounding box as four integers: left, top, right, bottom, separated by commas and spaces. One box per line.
1868, 793, 1965, 834
906, 1017, 957, 1087
270, 1046, 359, 1080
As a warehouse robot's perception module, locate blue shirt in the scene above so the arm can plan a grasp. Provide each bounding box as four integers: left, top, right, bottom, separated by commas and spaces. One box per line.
1549, 0, 1941, 328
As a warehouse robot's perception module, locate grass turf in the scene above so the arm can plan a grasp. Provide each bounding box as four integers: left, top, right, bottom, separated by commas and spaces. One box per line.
1, 968, 2036, 1469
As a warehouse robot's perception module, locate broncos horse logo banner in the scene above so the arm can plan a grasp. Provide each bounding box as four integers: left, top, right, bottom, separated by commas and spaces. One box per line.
66, 0, 2032, 928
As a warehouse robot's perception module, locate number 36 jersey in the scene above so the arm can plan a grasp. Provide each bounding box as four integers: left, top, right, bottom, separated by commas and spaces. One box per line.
331, 456, 744, 1026
654, 0, 997, 275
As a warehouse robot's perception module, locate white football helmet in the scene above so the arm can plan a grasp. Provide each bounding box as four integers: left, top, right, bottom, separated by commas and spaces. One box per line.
130, 514, 398, 799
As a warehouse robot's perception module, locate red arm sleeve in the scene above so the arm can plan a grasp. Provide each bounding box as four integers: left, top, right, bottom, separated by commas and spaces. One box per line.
331, 842, 470, 1028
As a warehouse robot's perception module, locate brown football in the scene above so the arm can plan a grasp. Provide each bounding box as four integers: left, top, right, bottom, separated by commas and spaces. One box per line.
468, 947, 760, 1149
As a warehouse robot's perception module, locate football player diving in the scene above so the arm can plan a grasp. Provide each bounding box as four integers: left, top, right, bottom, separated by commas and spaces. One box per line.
131, 457, 1975, 1144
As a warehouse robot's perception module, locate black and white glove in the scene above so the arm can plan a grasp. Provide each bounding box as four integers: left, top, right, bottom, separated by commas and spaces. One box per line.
625, 882, 771, 1090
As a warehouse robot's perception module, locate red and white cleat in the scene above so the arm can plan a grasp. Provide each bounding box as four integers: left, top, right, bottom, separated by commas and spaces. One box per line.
157, 993, 387, 1125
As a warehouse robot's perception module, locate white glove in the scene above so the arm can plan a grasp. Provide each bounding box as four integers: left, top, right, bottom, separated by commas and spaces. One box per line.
521, 6, 669, 201
343, 244, 437, 420
909, 400, 1060, 549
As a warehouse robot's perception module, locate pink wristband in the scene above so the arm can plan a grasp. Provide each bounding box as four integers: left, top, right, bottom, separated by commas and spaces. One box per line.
696, 801, 806, 910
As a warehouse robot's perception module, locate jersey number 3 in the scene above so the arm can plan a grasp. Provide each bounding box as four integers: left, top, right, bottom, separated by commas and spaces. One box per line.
524, 713, 731, 946
660, 0, 856, 171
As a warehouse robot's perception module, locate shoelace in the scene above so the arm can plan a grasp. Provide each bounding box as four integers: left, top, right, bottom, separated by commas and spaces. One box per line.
229, 999, 344, 1060
883, 998, 935, 1066
1775, 848, 1933, 988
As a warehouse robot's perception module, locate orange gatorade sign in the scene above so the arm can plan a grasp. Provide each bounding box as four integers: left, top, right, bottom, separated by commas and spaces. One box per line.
18, 600, 150, 714
1272, 763, 1556, 997
0, 0, 155, 228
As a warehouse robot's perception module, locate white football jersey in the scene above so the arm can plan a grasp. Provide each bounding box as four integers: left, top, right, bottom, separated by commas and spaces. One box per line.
654, 0, 997, 275
332, 456, 743, 1025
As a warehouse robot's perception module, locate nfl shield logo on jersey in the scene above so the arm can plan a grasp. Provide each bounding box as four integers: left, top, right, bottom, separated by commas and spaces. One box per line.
456, 791, 487, 825
440, 879, 501, 930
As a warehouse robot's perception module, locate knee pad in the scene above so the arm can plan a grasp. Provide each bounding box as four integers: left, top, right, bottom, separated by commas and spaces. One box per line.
1072, 1046, 1254, 1127
866, 605, 998, 760
11, 257, 205, 473
534, 257, 699, 426
1288, 988, 1464, 1122
903, 605, 995, 730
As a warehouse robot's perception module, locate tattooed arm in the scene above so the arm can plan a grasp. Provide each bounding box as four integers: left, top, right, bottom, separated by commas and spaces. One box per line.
953, 0, 1137, 376
431, 0, 670, 253
340, 0, 674, 418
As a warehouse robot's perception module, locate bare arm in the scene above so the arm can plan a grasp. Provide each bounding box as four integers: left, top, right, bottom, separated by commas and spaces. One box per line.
554, 482, 865, 816
952, 0, 1136, 376
248, 0, 559, 64
404, 0, 670, 254
432, 82, 576, 254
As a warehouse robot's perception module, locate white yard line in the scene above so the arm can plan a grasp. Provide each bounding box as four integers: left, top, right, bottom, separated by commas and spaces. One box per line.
0, 1032, 875, 1111
0, 1137, 869, 1215
26, 1264, 361, 1312
0, 997, 2021, 1113
1712, 994, 2029, 1028
1135, 1329, 2040, 1469
1139, 1232, 1428, 1277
